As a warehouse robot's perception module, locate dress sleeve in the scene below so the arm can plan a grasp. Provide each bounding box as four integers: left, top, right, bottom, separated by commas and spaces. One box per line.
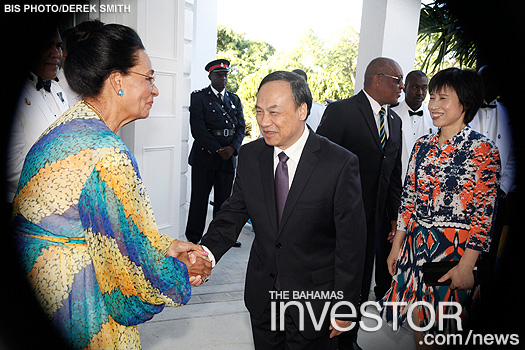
78, 149, 191, 326
466, 143, 501, 251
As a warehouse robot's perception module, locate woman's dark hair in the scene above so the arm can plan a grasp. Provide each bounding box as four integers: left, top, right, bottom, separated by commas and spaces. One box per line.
428, 67, 484, 124
259, 71, 313, 117
64, 20, 145, 98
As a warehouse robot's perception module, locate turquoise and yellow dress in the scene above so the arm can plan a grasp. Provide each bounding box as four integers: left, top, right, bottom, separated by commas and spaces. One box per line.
13, 101, 191, 349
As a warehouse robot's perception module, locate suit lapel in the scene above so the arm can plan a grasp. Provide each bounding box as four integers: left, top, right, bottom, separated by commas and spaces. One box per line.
259, 143, 279, 234
357, 91, 383, 151
278, 131, 320, 235
385, 108, 400, 149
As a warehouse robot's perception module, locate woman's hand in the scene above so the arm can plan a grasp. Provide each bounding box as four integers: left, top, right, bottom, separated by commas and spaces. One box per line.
439, 264, 475, 290
438, 248, 480, 290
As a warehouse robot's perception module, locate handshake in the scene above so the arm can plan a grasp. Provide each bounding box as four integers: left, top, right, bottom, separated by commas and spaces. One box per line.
166, 240, 213, 286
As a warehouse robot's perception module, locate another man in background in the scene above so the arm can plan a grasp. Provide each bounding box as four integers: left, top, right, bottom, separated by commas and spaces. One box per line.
185, 59, 245, 247
391, 70, 436, 181
6, 26, 69, 203
292, 69, 326, 131
469, 64, 516, 293
317, 57, 403, 350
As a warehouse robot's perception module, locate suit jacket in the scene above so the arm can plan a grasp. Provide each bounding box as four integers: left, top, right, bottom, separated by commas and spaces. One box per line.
188, 86, 245, 172
200, 130, 366, 338
6, 73, 69, 201
317, 90, 402, 236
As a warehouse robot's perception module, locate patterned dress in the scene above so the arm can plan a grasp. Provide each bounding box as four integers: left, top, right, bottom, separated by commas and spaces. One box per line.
13, 101, 191, 349
380, 126, 500, 332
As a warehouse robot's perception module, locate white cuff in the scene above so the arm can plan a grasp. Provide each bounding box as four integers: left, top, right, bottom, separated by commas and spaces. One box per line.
202, 245, 216, 267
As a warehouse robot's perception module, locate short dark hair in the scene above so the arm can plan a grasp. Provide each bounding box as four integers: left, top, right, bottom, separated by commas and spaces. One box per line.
64, 20, 145, 98
291, 69, 307, 82
259, 71, 312, 117
405, 70, 427, 85
428, 68, 484, 124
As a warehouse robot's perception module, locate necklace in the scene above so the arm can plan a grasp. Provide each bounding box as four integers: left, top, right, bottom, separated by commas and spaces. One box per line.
83, 99, 108, 125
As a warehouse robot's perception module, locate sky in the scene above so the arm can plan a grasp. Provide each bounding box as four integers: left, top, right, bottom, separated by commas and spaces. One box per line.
217, 0, 363, 51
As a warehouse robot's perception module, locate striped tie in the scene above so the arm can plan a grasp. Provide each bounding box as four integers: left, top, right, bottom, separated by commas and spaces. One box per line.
379, 107, 386, 148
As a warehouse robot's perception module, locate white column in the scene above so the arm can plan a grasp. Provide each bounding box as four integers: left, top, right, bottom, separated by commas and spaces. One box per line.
354, 0, 422, 93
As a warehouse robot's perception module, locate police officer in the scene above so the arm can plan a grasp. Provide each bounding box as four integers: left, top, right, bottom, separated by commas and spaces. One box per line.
185, 59, 245, 246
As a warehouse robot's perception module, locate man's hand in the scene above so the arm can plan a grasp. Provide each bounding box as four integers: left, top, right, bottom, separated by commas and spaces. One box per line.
217, 146, 235, 160
166, 240, 212, 286
387, 220, 396, 243
329, 319, 353, 338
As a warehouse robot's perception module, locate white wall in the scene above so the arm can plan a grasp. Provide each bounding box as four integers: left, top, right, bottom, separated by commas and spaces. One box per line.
354, 0, 422, 94
182, 0, 219, 222
93, 0, 217, 239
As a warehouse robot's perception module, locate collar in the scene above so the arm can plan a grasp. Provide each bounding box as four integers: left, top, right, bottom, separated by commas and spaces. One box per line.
273, 126, 309, 164
27, 71, 38, 88
363, 89, 388, 115
432, 125, 472, 147
210, 85, 225, 97
404, 99, 424, 114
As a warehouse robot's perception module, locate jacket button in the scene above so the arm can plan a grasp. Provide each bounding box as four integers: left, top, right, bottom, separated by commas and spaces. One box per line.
270, 273, 276, 278
275, 242, 282, 248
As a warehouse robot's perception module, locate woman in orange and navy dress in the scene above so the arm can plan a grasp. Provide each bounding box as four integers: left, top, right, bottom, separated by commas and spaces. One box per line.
380, 68, 501, 347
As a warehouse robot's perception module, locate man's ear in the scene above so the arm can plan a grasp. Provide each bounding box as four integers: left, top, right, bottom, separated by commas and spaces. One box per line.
298, 102, 308, 121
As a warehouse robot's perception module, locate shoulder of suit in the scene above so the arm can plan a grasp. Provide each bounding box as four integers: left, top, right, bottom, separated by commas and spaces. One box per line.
239, 138, 266, 155
316, 132, 357, 159
191, 86, 211, 95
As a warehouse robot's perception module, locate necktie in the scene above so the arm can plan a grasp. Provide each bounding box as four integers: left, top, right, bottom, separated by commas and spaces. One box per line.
274, 151, 289, 291
36, 77, 51, 92
275, 152, 289, 224
379, 107, 386, 149
408, 110, 423, 116
217, 92, 222, 102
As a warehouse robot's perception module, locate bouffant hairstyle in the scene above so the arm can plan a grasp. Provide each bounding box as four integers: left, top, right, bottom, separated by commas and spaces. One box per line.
428, 68, 484, 124
64, 20, 145, 98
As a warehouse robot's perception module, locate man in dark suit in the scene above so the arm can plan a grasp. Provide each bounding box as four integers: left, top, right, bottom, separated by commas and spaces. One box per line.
317, 57, 404, 350
185, 59, 245, 246
200, 71, 366, 349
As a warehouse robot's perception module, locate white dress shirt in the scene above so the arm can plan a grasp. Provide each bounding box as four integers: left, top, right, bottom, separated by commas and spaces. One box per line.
470, 100, 516, 194
363, 89, 390, 139
273, 126, 310, 188
210, 85, 224, 101
6, 72, 70, 201
306, 101, 326, 132
391, 99, 437, 180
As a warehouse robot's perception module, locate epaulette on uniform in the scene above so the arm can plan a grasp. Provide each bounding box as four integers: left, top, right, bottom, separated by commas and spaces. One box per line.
192, 87, 207, 94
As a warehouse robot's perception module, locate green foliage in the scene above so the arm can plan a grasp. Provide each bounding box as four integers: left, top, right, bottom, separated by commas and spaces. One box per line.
217, 25, 359, 139
416, 1, 477, 75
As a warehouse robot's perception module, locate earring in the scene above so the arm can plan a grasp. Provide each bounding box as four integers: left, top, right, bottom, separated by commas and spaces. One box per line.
118, 89, 124, 96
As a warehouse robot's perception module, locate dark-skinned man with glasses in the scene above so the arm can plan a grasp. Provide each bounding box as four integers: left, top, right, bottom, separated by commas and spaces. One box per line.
317, 57, 404, 350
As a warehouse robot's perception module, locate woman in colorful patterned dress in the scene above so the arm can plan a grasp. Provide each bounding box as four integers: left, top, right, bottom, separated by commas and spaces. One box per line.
380, 68, 501, 347
13, 21, 211, 349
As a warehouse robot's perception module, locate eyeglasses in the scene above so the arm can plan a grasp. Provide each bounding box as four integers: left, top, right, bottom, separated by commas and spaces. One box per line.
129, 70, 156, 87
377, 73, 404, 85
